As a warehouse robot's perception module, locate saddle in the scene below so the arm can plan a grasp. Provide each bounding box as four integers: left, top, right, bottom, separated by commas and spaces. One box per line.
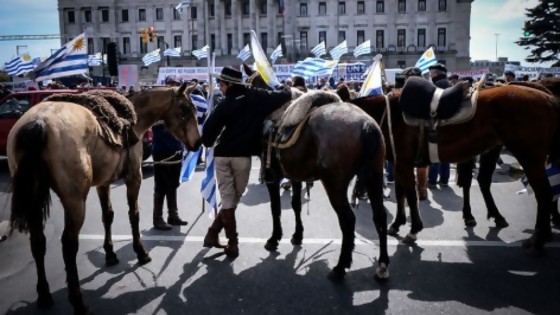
44, 90, 138, 149
275, 91, 341, 148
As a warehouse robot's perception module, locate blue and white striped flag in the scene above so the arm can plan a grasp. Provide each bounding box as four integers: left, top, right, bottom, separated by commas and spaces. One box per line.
310, 41, 326, 57
415, 47, 437, 74
5, 53, 35, 76
291, 57, 338, 80
237, 44, 252, 61
330, 40, 348, 60
34, 33, 88, 82
88, 52, 103, 66
175, 0, 192, 13
270, 44, 283, 64
180, 94, 209, 183
192, 45, 209, 60
201, 52, 218, 212
353, 40, 371, 57
521, 164, 560, 201
164, 47, 182, 57
142, 48, 161, 66
359, 54, 383, 97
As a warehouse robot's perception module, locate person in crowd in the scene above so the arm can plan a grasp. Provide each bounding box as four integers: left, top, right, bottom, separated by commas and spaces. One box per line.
449, 74, 460, 86
315, 78, 327, 89
201, 66, 292, 258
292, 75, 308, 93
522, 74, 530, 82
504, 71, 516, 83
151, 76, 189, 230
127, 86, 135, 94
427, 63, 451, 189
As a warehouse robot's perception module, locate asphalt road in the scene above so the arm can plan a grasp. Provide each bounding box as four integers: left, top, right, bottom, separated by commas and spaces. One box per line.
0, 157, 559, 315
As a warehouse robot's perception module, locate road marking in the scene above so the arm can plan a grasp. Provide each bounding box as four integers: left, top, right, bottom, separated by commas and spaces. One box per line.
79, 234, 560, 248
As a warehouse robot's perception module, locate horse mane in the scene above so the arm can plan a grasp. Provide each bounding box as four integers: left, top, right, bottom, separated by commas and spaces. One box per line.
509, 81, 553, 95
281, 90, 341, 128
539, 78, 560, 96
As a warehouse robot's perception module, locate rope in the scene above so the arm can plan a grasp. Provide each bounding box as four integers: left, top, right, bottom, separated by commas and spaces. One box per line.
141, 150, 184, 166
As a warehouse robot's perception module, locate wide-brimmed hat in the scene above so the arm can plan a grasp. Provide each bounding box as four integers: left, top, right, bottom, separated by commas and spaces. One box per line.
402, 67, 422, 77
211, 66, 243, 84
428, 63, 448, 73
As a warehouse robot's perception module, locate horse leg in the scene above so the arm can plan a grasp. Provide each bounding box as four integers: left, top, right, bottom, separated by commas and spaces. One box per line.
457, 160, 477, 227
552, 200, 560, 228
29, 220, 53, 308
323, 179, 355, 281
291, 180, 304, 245
96, 185, 119, 266
125, 176, 151, 264
365, 166, 390, 280
264, 180, 283, 251
388, 182, 407, 235
478, 147, 509, 228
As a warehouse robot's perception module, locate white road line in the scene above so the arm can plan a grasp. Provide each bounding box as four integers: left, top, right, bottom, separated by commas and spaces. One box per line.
78, 234, 560, 248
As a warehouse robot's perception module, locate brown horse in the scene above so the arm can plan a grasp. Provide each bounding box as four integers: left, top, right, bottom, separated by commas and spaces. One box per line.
351, 83, 560, 252
8, 84, 202, 315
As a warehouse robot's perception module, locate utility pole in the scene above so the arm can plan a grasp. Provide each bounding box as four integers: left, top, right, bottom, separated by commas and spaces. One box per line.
494, 33, 499, 61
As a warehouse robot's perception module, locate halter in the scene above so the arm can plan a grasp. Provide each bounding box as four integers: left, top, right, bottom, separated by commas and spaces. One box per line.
246, 72, 260, 87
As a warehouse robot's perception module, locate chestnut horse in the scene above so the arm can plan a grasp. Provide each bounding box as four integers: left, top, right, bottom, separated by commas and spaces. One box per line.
351, 84, 560, 252
8, 84, 202, 315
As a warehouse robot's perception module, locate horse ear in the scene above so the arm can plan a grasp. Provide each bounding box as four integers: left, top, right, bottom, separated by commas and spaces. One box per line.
177, 82, 188, 95
243, 63, 254, 76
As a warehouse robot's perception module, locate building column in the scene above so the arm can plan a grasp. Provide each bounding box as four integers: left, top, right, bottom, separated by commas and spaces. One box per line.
218, 0, 226, 54
233, 0, 242, 50
267, 0, 275, 45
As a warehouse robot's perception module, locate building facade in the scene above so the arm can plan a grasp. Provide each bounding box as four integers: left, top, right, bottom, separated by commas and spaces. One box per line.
58, 0, 474, 79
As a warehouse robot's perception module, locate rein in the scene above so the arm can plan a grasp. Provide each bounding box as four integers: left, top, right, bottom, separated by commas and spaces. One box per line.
141, 150, 184, 166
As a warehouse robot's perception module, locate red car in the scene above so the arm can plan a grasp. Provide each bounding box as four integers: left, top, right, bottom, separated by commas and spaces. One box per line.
0, 89, 152, 160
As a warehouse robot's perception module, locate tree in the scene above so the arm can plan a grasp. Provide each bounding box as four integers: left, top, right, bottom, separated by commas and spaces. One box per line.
516, 0, 560, 66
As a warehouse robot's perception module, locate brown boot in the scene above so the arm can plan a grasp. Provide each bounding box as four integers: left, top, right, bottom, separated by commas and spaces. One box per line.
221, 208, 239, 258
153, 193, 172, 230
203, 211, 226, 249
166, 190, 188, 226
416, 167, 428, 201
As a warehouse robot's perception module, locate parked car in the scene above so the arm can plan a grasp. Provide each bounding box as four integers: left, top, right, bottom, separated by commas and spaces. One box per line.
0, 89, 152, 160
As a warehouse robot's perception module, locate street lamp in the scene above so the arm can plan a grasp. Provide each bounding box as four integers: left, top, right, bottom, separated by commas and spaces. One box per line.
494, 33, 499, 62
16, 45, 28, 55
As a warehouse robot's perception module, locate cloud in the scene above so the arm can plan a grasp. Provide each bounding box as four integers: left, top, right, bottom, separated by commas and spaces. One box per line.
490, 0, 540, 21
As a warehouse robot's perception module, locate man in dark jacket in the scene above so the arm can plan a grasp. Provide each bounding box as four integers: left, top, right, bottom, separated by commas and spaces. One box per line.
201, 66, 292, 258
427, 63, 451, 188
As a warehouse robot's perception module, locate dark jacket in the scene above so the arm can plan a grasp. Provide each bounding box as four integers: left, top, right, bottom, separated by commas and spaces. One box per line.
202, 85, 292, 157
432, 73, 452, 89
152, 123, 183, 154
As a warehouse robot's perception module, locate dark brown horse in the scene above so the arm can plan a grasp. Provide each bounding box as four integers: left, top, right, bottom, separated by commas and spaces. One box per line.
8, 85, 202, 315
351, 83, 560, 252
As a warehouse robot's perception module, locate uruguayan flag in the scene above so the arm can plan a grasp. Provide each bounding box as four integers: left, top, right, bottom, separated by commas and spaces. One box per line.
201, 53, 218, 212
521, 164, 560, 201
359, 54, 383, 97
270, 44, 283, 64
175, 0, 192, 13
88, 53, 103, 66
353, 40, 371, 57
164, 47, 182, 57
180, 94, 209, 183
237, 44, 252, 61
415, 47, 437, 74
5, 53, 35, 76
192, 45, 209, 60
142, 48, 161, 66
291, 57, 338, 80
34, 33, 88, 82
330, 40, 348, 60
310, 41, 326, 57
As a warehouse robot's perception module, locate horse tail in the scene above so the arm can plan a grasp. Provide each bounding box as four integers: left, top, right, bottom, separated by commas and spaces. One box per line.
10, 120, 52, 234
361, 121, 385, 173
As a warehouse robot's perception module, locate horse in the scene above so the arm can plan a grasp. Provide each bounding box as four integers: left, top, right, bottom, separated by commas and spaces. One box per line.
8, 84, 202, 315
350, 82, 560, 253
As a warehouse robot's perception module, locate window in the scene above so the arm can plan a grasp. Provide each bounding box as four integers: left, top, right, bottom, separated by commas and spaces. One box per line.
243, 33, 250, 45
438, 28, 446, 47
376, 30, 384, 48
87, 38, 94, 55
418, 0, 426, 11
173, 8, 181, 20
338, 31, 346, 41
174, 35, 182, 49
319, 2, 327, 15
211, 34, 216, 50
67, 10, 75, 23
300, 31, 308, 51
357, 30, 365, 45
439, 0, 447, 11
157, 36, 165, 49
101, 9, 109, 22
140, 37, 147, 53
357, 1, 365, 14
101, 38, 110, 53
417, 28, 426, 47
122, 37, 130, 54
225, 0, 232, 16
242, 0, 250, 15
278, 32, 284, 45
260, 0, 267, 15
191, 6, 197, 19
300, 3, 308, 16
192, 35, 198, 50
121, 9, 129, 22
261, 32, 268, 50
227, 33, 233, 54
338, 1, 346, 15
84, 9, 92, 23
156, 8, 164, 21
397, 29, 406, 47
376, 1, 384, 13
139, 9, 146, 21
398, 0, 406, 13
319, 31, 327, 47
210, 2, 215, 17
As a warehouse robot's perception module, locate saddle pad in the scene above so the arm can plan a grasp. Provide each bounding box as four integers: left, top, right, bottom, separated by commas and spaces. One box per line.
400, 77, 467, 120
279, 90, 341, 129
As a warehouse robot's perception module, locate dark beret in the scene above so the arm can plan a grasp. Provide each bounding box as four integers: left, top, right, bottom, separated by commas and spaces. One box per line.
504, 71, 515, 77
428, 63, 448, 73
402, 67, 422, 77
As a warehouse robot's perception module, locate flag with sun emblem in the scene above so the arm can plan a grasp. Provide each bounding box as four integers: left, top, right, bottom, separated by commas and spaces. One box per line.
34, 33, 88, 82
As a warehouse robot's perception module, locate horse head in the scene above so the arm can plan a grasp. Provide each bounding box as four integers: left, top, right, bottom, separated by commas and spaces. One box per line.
162, 82, 202, 151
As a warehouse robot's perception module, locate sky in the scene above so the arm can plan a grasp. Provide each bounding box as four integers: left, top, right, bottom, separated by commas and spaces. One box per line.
0, 0, 554, 69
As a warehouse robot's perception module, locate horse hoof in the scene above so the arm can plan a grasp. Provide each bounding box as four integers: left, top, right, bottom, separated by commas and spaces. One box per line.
264, 240, 279, 251
494, 218, 509, 228
374, 263, 390, 281
105, 255, 119, 267
402, 233, 417, 245
290, 236, 303, 246
327, 267, 346, 282
464, 218, 477, 227
138, 254, 152, 265
37, 293, 54, 308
